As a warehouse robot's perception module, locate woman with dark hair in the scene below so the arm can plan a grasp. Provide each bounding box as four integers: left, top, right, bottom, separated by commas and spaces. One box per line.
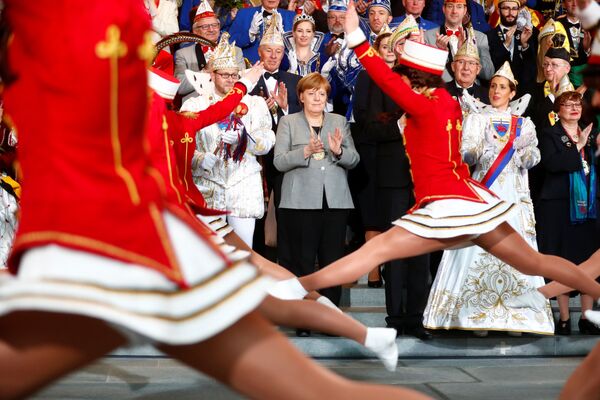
268, 1, 600, 321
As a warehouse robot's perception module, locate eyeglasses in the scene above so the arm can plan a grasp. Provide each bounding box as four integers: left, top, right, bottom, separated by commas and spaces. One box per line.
193, 22, 220, 31
454, 59, 479, 68
560, 102, 582, 109
542, 61, 567, 69
214, 72, 240, 80
327, 15, 346, 20
499, 6, 520, 12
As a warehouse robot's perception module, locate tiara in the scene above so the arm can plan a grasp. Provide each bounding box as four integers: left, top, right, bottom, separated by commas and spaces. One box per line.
293, 13, 315, 26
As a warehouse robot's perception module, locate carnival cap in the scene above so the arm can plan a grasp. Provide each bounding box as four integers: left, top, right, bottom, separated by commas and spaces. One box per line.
497, 0, 520, 6
368, 0, 391, 14
492, 61, 518, 86
209, 33, 239, 71
454, 35, 479, 61
390, 15, 420, 49
260, 14, 285, 47
378, 23, 393, 36
293, 13, 315, 28
329, 0, 348, 11
148, 67, 181, 100
544, 46, 570, 62
399, 40, 448, 76
444, 0, 466, 4
194, 0, 216, 22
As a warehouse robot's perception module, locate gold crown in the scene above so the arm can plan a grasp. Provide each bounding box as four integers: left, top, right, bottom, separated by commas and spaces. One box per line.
390, 15, 419, 50
493, 61, 518, 86
260, 13, 285, 47
209, 32, 238, 71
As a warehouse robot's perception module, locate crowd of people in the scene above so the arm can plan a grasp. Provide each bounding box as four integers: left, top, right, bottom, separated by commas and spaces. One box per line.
0, 0, 600, 399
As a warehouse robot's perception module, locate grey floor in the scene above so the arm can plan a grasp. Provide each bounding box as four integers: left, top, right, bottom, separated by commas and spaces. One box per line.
32, 356, 583, 400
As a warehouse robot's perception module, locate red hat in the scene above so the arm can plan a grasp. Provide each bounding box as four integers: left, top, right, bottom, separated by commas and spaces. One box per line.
152, 49, 175, 75
148, 67, 180, 100
399, 40, 449, 76
194, 0, 216, 22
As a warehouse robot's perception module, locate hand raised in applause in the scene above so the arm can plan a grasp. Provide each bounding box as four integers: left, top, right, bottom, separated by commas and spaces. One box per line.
304, 131, 324, 158
328, 127, 344, 157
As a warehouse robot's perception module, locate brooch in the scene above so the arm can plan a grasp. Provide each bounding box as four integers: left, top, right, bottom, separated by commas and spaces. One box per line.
561, 135, 569, 143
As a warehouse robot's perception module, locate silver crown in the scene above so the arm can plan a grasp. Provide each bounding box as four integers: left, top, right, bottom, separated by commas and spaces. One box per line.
293, 13, 315, 27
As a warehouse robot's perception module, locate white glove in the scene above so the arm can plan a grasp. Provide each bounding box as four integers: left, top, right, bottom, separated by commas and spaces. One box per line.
200, 153, 218, 170
221, 129, 240, 145
513, 133, 535, 151
249, 11, 263, 42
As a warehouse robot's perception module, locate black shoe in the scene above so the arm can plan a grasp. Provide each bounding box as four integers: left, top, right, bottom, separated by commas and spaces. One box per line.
578, 318, 600, 335
555, 318, 571, 335
368, 277, 383, 288
295, 329, 311, 337
405, 326, 433, 341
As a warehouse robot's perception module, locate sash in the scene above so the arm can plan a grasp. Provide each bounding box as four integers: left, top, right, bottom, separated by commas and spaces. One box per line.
481, 115, 522, 188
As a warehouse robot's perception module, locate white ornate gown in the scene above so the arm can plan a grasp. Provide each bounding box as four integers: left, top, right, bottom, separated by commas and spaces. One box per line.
423, 107, 555, 334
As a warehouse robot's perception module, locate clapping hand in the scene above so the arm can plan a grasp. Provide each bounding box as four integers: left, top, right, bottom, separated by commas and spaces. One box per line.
221, 129, 240, 145
578, 123, 593, 150
355, 0, 370, 14
520, 26, 533, 47
328, 127, 344, 157
435, 33, 451, 50
271, 82, 288, 111
504, 26, 517, 47
241, 61, 265, 85
304, 132, 324, 158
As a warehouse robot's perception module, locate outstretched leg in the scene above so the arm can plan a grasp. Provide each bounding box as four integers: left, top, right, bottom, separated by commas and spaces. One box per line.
538, 249, 600, 299
474, 223, 600, 298
559, 343, 600, 400
0, 311, 126, 400
159, 310, 430, 400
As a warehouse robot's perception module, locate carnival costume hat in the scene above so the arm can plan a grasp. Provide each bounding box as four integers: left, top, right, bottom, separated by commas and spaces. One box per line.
493, 61, 518, 86
329, 0, 348, 11
390, 15, 419, 49
544, 45, 571, 62
444, 0, 466, 4
148, 67, 181, 100
539, 19, 569, 51
399, 40, 448, 76
455, 35, 480, 61
293, 13, 315, 28
194, 0, 216, 22
260, 15, 285, 47
378, 23, 393, 36
368, 0, 391, 14
209, 33, 239, 71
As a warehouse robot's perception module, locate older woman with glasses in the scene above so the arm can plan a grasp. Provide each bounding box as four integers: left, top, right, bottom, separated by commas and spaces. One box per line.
535, 90, 600, 335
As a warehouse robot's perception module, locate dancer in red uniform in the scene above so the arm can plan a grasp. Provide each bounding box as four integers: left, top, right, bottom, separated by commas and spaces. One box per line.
0, 1, 429, 399
269, 1, 600, 317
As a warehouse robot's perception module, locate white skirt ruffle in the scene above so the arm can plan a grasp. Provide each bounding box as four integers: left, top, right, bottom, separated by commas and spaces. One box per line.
394, 184, 516, 240
0, 212, 272, 345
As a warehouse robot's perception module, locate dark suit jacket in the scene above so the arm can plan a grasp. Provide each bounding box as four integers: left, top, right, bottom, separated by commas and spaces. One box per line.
487, 25, 538, 96
445, 81, 490, 104
525, 82, 556, 134
539, 123, 599, 200
249, 70, 302, 192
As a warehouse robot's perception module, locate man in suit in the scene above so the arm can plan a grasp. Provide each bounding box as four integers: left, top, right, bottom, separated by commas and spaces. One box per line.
249, 18, 302, 262
359, 0, 395, 44
424, 0, 494, 82
425, 0, 491, 32
392, 0, 438, 31
446, 40, 490, 104
229, 0, 295, 63
557, 0, 593, 86
486, 0, 538, 95
174, 0, 245, 102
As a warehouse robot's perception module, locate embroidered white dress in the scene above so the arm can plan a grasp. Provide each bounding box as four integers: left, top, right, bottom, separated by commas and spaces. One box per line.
423, 107, 555, 334
190, 93, 275, 218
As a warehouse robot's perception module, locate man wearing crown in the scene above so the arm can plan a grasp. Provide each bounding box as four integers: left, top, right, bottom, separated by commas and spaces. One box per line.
229, 0, 296, 63
424, 0, 494, 82
175, 0, 246, 102
184, 35, 276, 247
447, 40, 491, 104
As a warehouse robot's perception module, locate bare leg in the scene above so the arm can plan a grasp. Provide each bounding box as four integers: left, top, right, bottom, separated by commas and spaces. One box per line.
0, 311, 126, 400
159, 311, 430, 400
557, 295, 571, 322
365, 231, 382, 282
581, 295, 594, 319
474, 223, 600, 298
538, 249, 600, 298
559, 343, 600, 400
259, 296, 365, 343
299, 226, 467, 293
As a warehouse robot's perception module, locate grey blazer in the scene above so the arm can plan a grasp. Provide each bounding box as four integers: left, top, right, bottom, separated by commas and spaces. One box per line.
423, 28, 494, 83
274, 112, 359, 210
174, 43, 245, 102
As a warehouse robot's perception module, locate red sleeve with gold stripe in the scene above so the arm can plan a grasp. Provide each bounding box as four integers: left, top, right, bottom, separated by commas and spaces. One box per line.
353, 42, 433, 116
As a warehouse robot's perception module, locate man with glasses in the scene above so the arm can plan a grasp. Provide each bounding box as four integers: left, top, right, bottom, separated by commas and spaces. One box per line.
424, 0, 494, 82
175, 0, 245, 101
447, 40, 490, 103
487, 0, 538, 93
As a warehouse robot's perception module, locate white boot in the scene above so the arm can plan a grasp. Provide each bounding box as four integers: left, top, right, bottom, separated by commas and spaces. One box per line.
504, 289, 547, 312
268, 278, 308, 300
364, 327, 398, 372
316, 296, 343, 313
585, 309, 600, 327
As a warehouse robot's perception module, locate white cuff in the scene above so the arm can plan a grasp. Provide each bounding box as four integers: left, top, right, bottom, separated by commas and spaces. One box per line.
346, 28, 367, 49
238, 77, 254, 93
579, 0, 600, 29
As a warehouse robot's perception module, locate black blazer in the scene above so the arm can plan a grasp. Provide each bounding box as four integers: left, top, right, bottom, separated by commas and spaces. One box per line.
539, 123, 599, 200
486, 25, 537, 96
525, 82, 556, 134
445, 81, 490, 104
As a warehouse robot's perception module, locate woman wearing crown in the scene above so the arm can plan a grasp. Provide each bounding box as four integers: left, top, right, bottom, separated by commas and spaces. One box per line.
268, 1, 600, 321
282, 13, 325, 76
423, 61, 554, 336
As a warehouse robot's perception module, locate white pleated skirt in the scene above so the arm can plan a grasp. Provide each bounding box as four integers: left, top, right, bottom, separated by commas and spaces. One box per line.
394, 184, 516, 241
0, 212, 272, 345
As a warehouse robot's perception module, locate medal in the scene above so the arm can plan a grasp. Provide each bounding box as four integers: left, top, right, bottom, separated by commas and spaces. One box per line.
312, 151, 325, 160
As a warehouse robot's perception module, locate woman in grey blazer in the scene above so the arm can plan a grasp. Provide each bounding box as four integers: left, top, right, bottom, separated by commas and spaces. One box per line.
274, 72, 359, 308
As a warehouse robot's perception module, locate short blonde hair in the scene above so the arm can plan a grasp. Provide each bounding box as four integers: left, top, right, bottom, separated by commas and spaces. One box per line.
297, 72, 331, 97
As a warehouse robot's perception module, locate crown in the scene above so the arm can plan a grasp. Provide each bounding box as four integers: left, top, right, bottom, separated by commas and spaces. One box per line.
390, 15, 419, 50
209, 32, 238, 71
455, 29, 479, 61
493, 61, 518, 86
260, 14, 285, 47
293, 13, 315, 27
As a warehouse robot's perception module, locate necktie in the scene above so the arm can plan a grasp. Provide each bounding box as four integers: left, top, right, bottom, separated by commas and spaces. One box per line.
264, 71, 279, 80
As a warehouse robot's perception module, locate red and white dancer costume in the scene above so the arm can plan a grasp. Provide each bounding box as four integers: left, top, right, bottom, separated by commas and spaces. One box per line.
0, 0, 271, 345
345, 32, 516, 240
